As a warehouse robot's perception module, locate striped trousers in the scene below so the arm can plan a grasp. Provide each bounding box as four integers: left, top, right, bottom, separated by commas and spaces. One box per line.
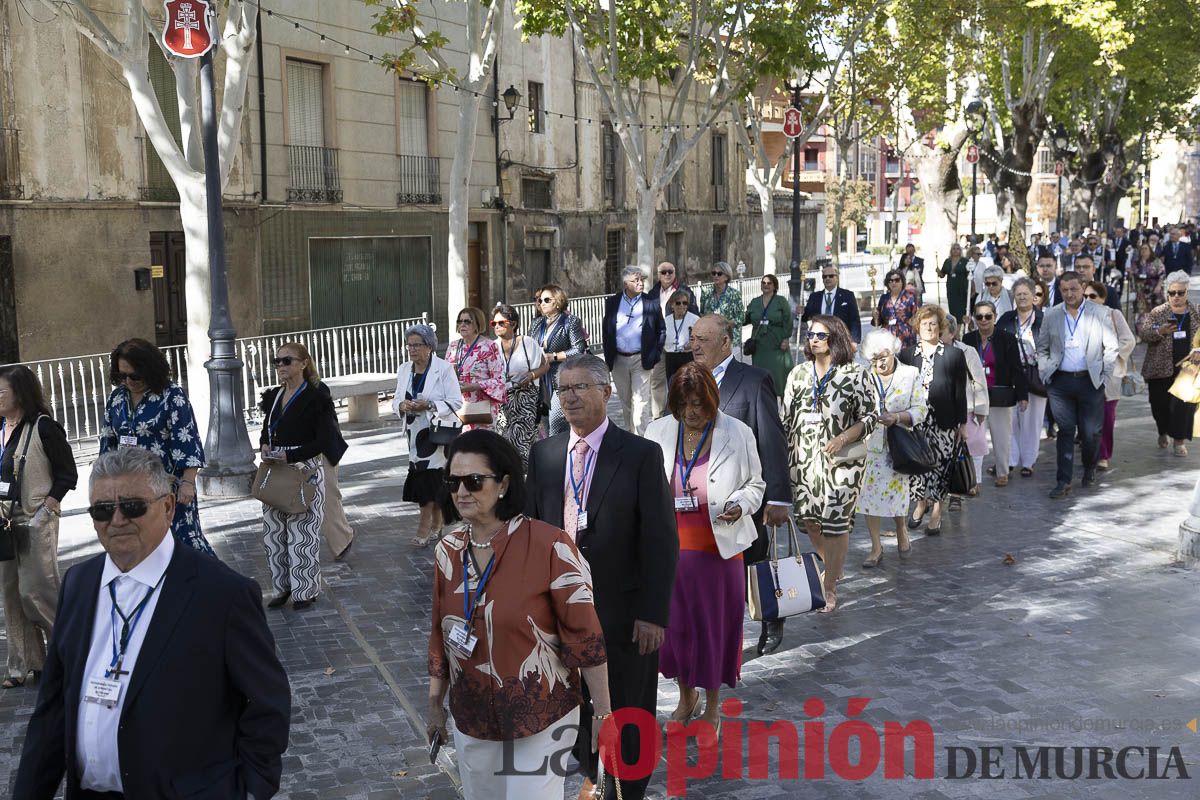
262, 458, 326, 602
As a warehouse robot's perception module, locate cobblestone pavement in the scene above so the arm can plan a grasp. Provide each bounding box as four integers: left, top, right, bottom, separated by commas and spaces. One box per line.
1, 383, 1198, 799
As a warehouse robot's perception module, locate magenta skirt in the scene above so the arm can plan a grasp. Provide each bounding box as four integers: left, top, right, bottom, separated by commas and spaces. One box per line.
659, 550, 745, 690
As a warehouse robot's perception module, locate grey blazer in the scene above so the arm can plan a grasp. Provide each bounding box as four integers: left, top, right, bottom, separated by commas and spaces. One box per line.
1035, 303, 1118, 390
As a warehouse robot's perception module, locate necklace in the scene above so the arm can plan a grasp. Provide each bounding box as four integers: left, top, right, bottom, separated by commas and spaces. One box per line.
466, 521, 503, 549
682, 428, 705, 460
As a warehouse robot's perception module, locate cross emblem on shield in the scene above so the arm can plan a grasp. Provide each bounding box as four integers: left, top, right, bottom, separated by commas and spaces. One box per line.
162, 0, 214, 59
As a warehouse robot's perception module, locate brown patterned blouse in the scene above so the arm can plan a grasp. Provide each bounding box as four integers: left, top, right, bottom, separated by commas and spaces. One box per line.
428, 515, 607, 740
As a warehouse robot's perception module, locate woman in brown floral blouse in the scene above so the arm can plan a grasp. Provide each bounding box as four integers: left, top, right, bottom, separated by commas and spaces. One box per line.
427, 430, 611, 799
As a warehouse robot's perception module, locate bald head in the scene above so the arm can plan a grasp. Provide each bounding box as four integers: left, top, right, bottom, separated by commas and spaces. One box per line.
690, 314, 733, 369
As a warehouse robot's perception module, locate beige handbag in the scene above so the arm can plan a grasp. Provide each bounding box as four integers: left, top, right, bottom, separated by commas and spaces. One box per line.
251, 462, 317, 515
458, 400, 494, 426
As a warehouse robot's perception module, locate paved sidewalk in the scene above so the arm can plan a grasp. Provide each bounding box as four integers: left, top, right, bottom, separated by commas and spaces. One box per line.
1, 385, 1198, 799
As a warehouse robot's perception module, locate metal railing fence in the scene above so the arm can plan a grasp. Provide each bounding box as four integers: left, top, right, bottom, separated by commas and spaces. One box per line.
7, 314, 427, 447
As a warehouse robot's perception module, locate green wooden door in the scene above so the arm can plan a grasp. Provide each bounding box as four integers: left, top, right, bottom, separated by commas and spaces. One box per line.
309, 236, 432, 328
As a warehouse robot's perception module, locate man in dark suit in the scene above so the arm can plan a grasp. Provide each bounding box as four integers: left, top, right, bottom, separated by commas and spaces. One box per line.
690, 314, 793, 655
1162, 226, 1194, 275
801, 266, 862, 342
602, 265, 666, 433
14, 447, 290, 800
526, 353, 676, 800
1109, 226, 1133, 274
1036, 253, 1063, 307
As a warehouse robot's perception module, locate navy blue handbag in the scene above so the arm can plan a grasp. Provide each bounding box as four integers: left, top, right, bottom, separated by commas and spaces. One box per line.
746, 517, 826, 619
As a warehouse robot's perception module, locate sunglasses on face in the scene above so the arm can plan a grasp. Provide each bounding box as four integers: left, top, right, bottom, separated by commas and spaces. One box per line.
806, 331, 830, 341
120, 372, 144, 382
672, 300, 689, 306
887, 278, 902, 284
985, 281, 1000, 287
1084, 293, 1100, 300
88, 494, 169, 522
711, 271, 725, 277
271, 357, 298, 367
537, 297, 555, 304
1168, 290, 1187, 298
974, 313, 994, 321
444, 473, 501, 493
659, 269, 674, 275
490, 319, 511, 328
457, 319, 474, 326
822, 274, 837, 280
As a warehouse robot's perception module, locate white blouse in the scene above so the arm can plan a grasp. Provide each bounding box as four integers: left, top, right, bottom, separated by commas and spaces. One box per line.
664, 312, 700, 353
865, 362, 928, 452
497, 335, 545, 387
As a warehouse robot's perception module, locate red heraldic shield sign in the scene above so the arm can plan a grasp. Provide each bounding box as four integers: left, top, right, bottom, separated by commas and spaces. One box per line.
162, 0, 214, 59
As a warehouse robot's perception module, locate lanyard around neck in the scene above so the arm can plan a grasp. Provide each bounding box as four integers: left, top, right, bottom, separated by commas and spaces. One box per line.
455, 336, 482, 379
268, 381, 307, 446
676, 422, 712, 495
812, 363, 836, 412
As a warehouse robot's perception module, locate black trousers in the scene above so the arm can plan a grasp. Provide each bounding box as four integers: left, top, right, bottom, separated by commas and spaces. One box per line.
1047, 373, 1105, 485
1148, 374, 1197, 441
575, 633, 660, 800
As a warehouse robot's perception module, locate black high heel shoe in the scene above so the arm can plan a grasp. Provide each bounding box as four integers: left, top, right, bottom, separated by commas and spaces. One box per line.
267, 591, 292, 609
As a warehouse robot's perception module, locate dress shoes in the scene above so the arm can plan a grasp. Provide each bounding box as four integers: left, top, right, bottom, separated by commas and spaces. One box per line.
267, 591, 291, 609
757, 619, 784, 656
292, 598, 317, 610
1049, 483, 1072, 499
1081, 470, 1097, 488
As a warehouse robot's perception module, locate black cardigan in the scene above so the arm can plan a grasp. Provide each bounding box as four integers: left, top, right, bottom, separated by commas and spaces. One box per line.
962, 329, 1029, 407
898, 343, 968, 430
259, 382, 338, 464
996, 307, 1043, 340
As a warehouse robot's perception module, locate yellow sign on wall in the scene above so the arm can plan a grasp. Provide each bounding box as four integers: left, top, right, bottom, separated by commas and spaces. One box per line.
151, 265, 164, 279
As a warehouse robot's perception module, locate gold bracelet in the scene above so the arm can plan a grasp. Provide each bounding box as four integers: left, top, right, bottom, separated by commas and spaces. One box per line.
593, 712, 611, 721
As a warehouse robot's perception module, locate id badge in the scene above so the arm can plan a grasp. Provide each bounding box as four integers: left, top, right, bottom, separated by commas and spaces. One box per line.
118, 435, 138, 449
1174, 330, 1188, 340
759, 319, 770, 326
447, 623, 478, 657
1065, 336, 1079, 350
887, 318, 898, 326
575, 511, 588, 532
0, 481, 10, 497
798, 411, 822, 425
674, 495, 700, 512
984, 367, 992, 376
84, 676, 122, 709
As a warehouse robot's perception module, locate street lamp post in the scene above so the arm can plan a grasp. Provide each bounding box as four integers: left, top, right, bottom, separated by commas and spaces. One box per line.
787, 80, 804, 308
964, 101, 984, 243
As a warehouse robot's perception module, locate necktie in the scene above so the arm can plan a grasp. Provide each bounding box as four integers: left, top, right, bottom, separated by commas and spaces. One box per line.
712, 363, 726, 385
824, 292, 833, 315
564, 439, 590, 540
1174, 243, 1179, 257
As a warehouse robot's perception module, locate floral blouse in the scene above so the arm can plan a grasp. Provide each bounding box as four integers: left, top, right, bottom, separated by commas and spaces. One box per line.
99, 383, 204, 477
877, 289, 921, 348
865, 362, 928, 454
428, 516, 607, 741
701, 285, 745, 325
444, 336, 507, 431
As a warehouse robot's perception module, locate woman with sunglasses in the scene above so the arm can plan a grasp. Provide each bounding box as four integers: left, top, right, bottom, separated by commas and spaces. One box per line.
446, 307, 506, 432
873, 269, 920, 348
962, 300, 1028, 488
997, 277, 1046, 476
743, 274, 793, 399
1031, 278, 1049, 309
701, 262, 745, 352
257, 342, 337, 610
491, 303, 548, 470
99, 338, 212, 555
979, 265, 1015, 318
395, 324, 463, 547
783, 316, 878, 611
0, 365, 76, 689
528, 284, 587, 436
664, 288, 700, 387
1084, 282, 1136, 471
898, 306, 968, 535
427, 430, 609, 799
1137, 271, 1200, 456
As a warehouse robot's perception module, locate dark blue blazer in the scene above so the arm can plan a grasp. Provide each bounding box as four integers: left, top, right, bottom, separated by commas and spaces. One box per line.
602, 292, 665, 371
801, 286, 862, 342
1162, 240, 1194, 275
14, 544, 291, 800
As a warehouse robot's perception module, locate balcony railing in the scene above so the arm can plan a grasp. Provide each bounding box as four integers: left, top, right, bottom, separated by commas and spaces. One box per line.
287, 145, 343, 203
397, 154, 441, 205
0, 128, 23, 200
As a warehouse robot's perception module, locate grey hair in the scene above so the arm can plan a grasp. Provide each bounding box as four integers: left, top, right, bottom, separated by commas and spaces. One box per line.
404, 323, 438, 350
712, 261, 733, 279
981, 265, 1005, 281
700, 313, 735, 342
973, 299, 997, 315
1165, 270, 1191, 291
945, 315, 960, 335
561, 353, 609, 385
90, 447, 173, 497
1011, 277, 1036, 296
860, 329, 902, 361
667, 289, 691, 306
621, 265, 646, 282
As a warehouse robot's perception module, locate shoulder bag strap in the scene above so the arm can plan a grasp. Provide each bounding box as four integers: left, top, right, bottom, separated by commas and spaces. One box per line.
7, 415, 44, 518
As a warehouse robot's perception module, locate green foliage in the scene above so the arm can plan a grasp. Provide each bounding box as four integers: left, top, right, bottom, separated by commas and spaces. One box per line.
827, 178, 876, 228
363, 0, 464, 84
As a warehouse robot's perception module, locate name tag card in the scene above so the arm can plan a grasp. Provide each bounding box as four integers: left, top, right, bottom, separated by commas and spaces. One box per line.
887, 319, 898, 326
674, 496, 700, 513
1174, 330, 1188, 340
798, 412, 822, 425
984, 367, 992, 376
1065, 337, 1079, 350
575, 511, 588, 532
118, 435, 138, 449
759, 319, 770, 326
447, 623, 478, 657
84, 676, 122, 709
0, 481, 10, 497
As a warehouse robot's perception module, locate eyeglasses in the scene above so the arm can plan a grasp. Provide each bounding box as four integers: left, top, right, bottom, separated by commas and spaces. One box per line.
537, 296, 555, 304
1167, 290, 1187, 298
457, 319, 474, 326
822, 274, 838, 280
555, 382, 606, 397
658, 269, 674, 275
974, 313, 994, 321
444, 473, 501, 493
672, 300, 689, 306
806, 331, 830, 341
887, 277, 902, 284
711, 271, 725, 277
405, 342, 429, 349
271, 357, 298, 367
119, 372, 144, 382
1083, 293, 1100, 300
490, 319, 511, 328
1035, 291, 1045, 297
985, 281, 1000, 287
88, 494, 169, 522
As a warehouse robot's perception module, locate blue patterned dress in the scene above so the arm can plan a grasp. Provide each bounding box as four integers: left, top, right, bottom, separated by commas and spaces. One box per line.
99, 383, 214, 555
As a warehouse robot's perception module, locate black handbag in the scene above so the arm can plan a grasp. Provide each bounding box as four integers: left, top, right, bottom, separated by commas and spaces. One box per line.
886, 425, 937, 475
428, 419, 461, 447
742, 337, 758, 356
988, 386, 1017, 407
947, 439, 976, 495
1024, 364, 1047, 397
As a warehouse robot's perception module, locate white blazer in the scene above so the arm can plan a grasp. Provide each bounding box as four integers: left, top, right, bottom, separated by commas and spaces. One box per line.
392, 356, 463, 431
953, 341, 991, 417
644, 410, 765, 559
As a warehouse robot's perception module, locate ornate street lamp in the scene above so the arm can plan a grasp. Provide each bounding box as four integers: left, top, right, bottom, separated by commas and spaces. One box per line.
964, 100, 985, 242
501, 85, 522, 120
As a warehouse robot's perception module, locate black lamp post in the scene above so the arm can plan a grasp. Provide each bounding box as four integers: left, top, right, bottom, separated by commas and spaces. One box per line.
786, 79, 805, 308
964, 100, 984, 242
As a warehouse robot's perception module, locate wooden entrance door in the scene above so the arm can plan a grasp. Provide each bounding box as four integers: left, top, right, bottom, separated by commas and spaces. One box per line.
150, 232, 188, 347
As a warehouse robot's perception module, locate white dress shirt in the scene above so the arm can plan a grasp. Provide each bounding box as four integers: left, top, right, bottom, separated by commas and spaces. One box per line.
1060, 304, 1089, 373
708, 353, 788, 509
77, 534, 175, 793
615, 293, 644, 354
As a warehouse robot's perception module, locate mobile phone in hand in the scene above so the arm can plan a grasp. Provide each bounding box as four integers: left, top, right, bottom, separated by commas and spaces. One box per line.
428, 730, 444, 763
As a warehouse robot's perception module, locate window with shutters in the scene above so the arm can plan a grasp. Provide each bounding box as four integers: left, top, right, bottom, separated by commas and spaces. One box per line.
711, 132, 727, 211
396, 79, 439, 204
712, 225, 727, 263
665, 133, 683, 211
605, 229, 625, 291
285, 59, 340, 203
602, 121, 624, 210
527, 81, 545, 134
141, 37, 182, 201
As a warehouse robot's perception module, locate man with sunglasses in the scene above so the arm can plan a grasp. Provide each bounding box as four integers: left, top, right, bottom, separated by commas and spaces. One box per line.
647, 262, 698, 415
602, 265, 666, 434
801, 266, 862, 343
1035, 271, 1119, 498
14, 447, 290, 800
526, 354, 676, 800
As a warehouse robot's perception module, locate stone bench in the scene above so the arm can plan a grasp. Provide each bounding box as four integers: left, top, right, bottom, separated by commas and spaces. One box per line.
323, 373, 395, 422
